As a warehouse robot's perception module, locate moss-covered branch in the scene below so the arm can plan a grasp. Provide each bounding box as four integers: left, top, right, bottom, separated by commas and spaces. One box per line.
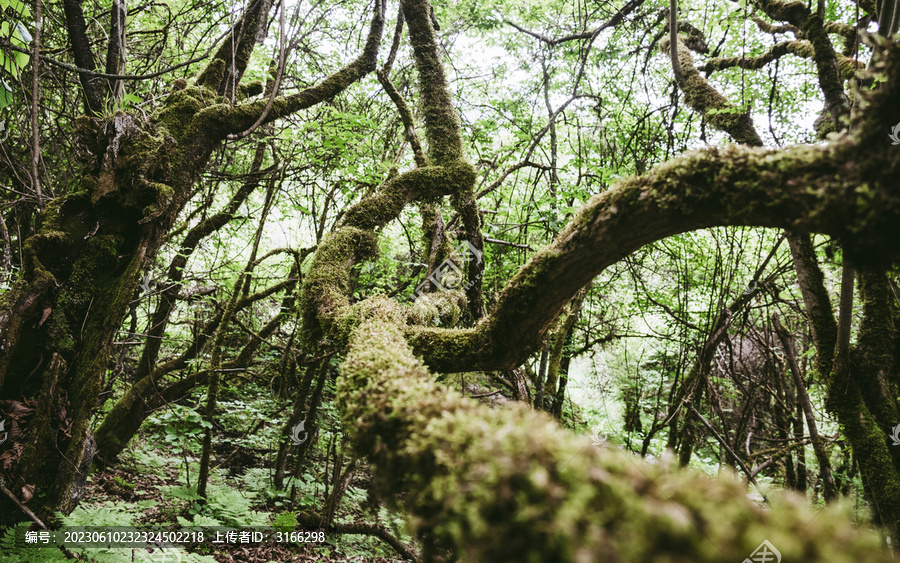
751, 15, 801, 36
408, 114, 899, 372
805, 11, 851, 124
339, 312, 889, 562
205, 1, 385, 138
196, 0, 270, 97
662, 36, 763, 146
399, 0, 463, 165
298, 40, 900, 378
701, 40, 863, 79
754, 0, 851, 126
754, 0, 810, 27
786, 231, 837, 377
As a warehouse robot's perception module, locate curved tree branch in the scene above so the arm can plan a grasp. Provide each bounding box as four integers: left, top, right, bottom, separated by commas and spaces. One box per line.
206, 1, 385, 138
701, 40, 863, 78
338, 312, 890, 561
410, 92, 899, 371
504, 0, 645, 46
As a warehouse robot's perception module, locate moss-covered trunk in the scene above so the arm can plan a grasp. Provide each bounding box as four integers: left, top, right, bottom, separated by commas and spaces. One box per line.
339, 309, 890, 561
0, 0, 386, 522
0, 105, 218, 519
789, 231, 900, 536
0, 15, 286, 513
827, 268, 900, 540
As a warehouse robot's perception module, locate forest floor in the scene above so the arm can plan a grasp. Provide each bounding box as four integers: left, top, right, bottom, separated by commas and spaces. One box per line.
74, 457, 409, 562
3, 375, 587, 562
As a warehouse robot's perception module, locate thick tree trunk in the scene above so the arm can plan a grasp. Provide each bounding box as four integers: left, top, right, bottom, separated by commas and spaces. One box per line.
0, 111, 211, 519
790, 234, 900, 535
0, 3, 308, 511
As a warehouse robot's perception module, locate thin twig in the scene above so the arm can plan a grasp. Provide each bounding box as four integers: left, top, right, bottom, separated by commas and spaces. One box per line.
0, 36, 221, 81
31, 0, 43, 209
484, 237, 532, 251
686, 402, 768, 501
0, 483, 48, 529
470, 389, 502, 398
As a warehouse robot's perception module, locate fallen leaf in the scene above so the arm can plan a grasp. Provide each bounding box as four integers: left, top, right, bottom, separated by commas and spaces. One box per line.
20, 483, 34, 503
38, 306, 52, 327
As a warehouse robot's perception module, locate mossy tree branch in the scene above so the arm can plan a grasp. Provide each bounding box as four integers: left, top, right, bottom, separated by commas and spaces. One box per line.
204, 1, 385, 139
196, 0, 272, 97
300, 0, 482, 341
753, 0, 851, 126
399, 0, 463, 165
404, 36, 899, 374
408, 97, 899, 372
662, 35, 763, 146
302, 36, 900, 378
786, 232, 837, 377
701, 40, 863, 79
304, 36, 900, 374
339, 312, 890, 562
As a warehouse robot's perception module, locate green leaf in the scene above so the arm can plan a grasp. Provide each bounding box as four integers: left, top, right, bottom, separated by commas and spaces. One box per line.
0, 21, 31, 78
14, 22, 31, 43
0, 80, 13, 111
123, 93, 141, 106
1, 0, 31, 18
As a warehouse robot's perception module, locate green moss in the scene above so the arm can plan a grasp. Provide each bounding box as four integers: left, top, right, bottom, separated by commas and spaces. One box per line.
299, 227, 379, 345
408, 290, 464, 327
660, 36, 763, 147
196, 58, 226, 91
238, 80, 263, 99
400, 0, 465, 166
339, 317, 890, 562
300, 156, 476, 351
156, 87, 209, 144
137, 180, 175, 221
